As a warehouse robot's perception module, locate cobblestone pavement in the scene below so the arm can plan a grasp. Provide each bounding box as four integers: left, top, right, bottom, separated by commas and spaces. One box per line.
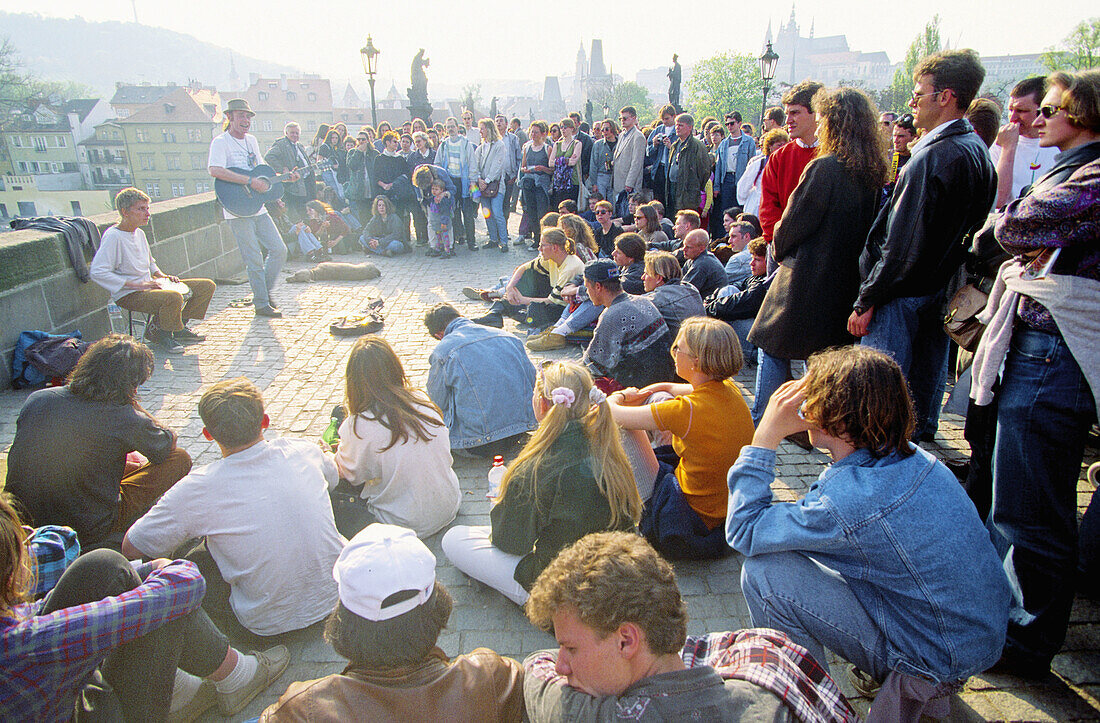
1, 220, 1098, 720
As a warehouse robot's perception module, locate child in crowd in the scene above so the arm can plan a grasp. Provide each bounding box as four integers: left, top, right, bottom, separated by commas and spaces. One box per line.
425, 178, 455, 259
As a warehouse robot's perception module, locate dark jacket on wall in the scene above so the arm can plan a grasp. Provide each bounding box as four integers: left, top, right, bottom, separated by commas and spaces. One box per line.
750, 155, 880, 360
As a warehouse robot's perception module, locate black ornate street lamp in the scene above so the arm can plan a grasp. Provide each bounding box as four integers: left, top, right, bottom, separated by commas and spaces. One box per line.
759, 42, 779, 129
360, 36, 380, 128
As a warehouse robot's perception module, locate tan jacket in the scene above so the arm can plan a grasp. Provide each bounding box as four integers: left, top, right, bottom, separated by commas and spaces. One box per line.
612, 126, 646, 197
260, 648, 525, 722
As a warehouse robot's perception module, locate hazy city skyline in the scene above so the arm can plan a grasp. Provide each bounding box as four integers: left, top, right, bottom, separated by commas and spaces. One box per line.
1, 1, 1093, 91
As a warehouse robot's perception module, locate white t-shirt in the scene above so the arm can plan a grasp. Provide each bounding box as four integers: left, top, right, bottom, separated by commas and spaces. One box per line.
125, 437, 344, 636
89, 225, 160, 302
208, 131, 269, 219
990, 135, 1060, 202
725, 137, 741, 174
334, 397, 461, 538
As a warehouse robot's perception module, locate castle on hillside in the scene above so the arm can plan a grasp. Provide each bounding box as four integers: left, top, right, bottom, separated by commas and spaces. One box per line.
769, 7, 894, 90
569, 40, 614, 109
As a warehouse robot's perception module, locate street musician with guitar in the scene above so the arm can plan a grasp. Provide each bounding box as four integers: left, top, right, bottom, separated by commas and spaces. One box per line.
208, 98, 291, 318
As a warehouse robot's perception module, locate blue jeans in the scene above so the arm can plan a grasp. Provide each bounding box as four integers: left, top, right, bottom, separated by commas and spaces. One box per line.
360, 235, 406, 255
861, 292, 949, 440
296, 229, 322, 255
321, 169, 344, 202
751, 349, 804, 425
552, 300, 601, 335
481, 191, 508, 246
227, 214, 287, 309
987, 327, 1096, 667
730, 318, 756, 368
741, 551, 892, 681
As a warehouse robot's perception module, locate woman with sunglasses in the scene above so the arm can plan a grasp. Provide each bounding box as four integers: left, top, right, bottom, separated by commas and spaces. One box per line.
442, 360, 642, 605
606, 316, 753, 559
634, 202, 669, 248
975, 68, 1100, 679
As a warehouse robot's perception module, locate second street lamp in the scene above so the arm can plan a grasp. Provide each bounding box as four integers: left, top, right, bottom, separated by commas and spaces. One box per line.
360, 36, 380, 128
759, 42, 779, 130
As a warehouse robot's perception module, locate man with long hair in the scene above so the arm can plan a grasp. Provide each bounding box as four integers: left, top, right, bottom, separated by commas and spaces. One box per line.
5, 335, 190, 551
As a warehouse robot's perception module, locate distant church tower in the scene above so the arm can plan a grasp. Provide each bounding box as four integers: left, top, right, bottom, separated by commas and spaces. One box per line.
572, 43, 588, 108
228, 52, 240, 92
775, 5, 801, 84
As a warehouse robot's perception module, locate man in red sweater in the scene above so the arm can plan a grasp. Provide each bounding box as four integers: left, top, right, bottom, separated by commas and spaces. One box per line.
758, 81, 824, 243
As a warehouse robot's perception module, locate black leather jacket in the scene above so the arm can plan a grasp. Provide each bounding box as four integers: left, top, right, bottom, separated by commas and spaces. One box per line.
856, 119, 996, 309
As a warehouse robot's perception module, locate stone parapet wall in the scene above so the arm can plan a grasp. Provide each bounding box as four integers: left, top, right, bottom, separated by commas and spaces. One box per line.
0, 192, 243, 388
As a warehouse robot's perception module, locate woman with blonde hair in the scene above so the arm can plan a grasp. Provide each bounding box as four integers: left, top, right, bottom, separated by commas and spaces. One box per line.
558, 212, 599, 262
607, 316, 753, 559
474, 118, 510, 251
442, 360, 642, 605
331, 336, 460, 538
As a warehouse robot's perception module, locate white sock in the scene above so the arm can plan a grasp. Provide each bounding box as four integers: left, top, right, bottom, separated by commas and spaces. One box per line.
169, 670, 204, 714
213, 652, 259, 694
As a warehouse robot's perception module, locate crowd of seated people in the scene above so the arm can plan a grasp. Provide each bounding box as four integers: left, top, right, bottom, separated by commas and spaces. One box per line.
4, 58, 1099, 722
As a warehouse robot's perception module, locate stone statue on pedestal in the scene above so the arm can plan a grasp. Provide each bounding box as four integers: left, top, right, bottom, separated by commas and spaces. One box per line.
668, 54, 682, 111
408, 49, 433, 122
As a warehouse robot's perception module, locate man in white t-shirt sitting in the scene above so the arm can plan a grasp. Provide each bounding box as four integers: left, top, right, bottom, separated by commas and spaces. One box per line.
208, 99, 289, 318
90, 187, 215, 354
122, 377, 345, 643
991, 76, 1060, 208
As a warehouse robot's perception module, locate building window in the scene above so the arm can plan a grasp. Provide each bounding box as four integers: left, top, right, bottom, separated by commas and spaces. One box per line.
139, 153, 155, 170
171, 182, 185, 197
17, 201, 37, 217
307, 92, 317, 102
55, 136, 67, 148
113, 130, 120, 139
135, 129, 148, 142
18, 161, 28, 172
50, 162, 60, 173
258, 91, 269, 101
71, 201, 82, 216
189, 153, 206, 169
306, 120, 317, 131
262, 120, 272, 132
33, 136, 47, 151
162, 129, 176, 143
165, 154, 182, 170
118, 108, 131, 118
11, 136, 23, 147
286, 91, 296, 101
0, 203, 7, 218
187, 128, 203, 142
196, 180, 211, 193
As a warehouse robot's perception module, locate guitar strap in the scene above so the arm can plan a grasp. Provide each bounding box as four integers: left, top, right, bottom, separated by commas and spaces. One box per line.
293, 141, 308, 169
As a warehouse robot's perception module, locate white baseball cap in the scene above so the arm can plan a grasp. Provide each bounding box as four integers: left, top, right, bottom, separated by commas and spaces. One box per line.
333, 523, 436, 621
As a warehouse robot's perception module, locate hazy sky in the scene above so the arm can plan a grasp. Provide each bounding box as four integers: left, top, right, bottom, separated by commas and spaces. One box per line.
3, 1, 1093, 88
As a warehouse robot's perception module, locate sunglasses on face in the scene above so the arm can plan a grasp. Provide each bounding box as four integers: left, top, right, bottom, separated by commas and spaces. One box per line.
1038, 105, 1066, 118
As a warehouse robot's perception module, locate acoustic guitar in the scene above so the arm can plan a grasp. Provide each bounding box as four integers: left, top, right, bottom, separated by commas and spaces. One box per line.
215, 159, 334, 217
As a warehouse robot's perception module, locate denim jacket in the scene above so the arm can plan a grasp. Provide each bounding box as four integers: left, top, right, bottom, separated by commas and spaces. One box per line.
426, 318, 538, 449
726, 445, 1010, 682
714, 132, 756, 184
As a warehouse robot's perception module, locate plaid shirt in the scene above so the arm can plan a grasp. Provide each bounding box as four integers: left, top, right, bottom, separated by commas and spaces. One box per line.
0, 560, 205, 722
682, 628, 859, 723
25, 525, 80, 597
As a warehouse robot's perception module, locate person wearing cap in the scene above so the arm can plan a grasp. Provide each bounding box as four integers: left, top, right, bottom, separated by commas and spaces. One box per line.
582, 258, 676, 391
260, 523, 525, 721
208, 98, 290, 319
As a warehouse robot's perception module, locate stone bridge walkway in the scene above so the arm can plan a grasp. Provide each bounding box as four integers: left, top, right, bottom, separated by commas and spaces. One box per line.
1, 223, 1097, 720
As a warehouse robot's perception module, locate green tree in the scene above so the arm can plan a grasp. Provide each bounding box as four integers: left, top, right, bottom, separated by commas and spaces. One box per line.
595, 81, 656, 125
1043, 18, 1100, 71
685, 53, 762, 126
880, 16, 942, 114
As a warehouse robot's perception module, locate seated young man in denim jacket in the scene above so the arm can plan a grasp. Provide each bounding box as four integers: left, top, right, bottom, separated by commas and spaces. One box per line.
424, 303, 538, 457
728, 346, 1010, 717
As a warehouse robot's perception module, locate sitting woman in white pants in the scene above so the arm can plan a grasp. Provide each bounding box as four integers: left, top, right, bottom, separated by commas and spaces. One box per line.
442, 360, 642, 605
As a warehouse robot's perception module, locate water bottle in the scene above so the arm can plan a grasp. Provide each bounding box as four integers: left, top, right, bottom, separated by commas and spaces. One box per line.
486, 455, 506, 500
107, 302, 124, 334
322, 404, 346, 451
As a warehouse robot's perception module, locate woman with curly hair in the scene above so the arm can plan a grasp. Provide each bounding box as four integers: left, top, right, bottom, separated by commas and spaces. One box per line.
747, 86, 887, 424
331, 336, 460, 538
360, 195, 407, 257
442, 360, 642, 605
558, 213, 599, 262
